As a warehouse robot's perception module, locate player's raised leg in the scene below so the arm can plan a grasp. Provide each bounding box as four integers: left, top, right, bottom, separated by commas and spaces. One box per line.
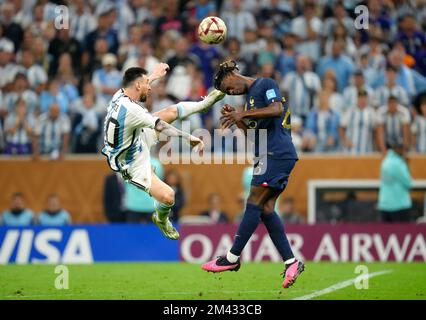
262, 194, 305, 288
153, 89, 226, 124
149, 171, 180, 240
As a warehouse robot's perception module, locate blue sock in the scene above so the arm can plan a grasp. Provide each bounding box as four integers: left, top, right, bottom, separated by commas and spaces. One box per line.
230, 203, 262, 256
261, 212, 294, 261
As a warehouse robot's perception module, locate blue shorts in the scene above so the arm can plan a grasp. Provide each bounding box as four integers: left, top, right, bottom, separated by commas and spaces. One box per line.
251, 156, 297, 191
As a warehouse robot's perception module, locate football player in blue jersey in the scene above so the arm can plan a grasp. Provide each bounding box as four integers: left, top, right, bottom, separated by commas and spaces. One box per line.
202, 61, 304, 289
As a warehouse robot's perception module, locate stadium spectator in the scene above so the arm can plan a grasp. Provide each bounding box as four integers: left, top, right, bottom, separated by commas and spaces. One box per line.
164, 169, 185, 223
72, 94, 100, 153
357, 52, 383, 89
118, 24, 144, 64
395, 13, 426, 65
92, 53, 122, 106
412, 97, 426, 153
56, 53, 80, 100
277, 197, 304, 224
275, 32, 297, 78
317, 39, 355, 92
321, 71, 344, 114
221, 37, 249, 75
281, 55, 321, 120
122, 39, 160, 75
124, 157, 164, 223
39, 78, 70, 114
32, 102, 71, 160
1, 2, 23, 52
191, 0, 217, 23
83, 8, 119, 56
343, 69, 374, 111
3, 72, 38, 114
376, 48, 426, 98
48, 28, 82, 78
11, 0, 32, 30
291, 1, 322, 63
324, 23, 357, 59
257, 36, 279, 70
221, 0, 257, 42
357, 33, 387, 77
37, 194, 71, 226
3, 98, 34, 155
339, 89, 379, 154
200, 193, 229, 223
376, 95, 411, 152
103, 172, 126, 223
155, 0, 187, 36
166, 61, 197, 100
84, 37, 109, 76
69, 0, 97, 43
190, 39, 221, 89
0, 37, 19, 89
166, 36, 200, 72
374, 65, 410, 108
31, 36, 50, 73
19, 48, 48, 91
378, 141, 413, 222
302, 92, 340, 153
322, 1, 354, 37
0, 192, 34, 226
71, 82, 103, 116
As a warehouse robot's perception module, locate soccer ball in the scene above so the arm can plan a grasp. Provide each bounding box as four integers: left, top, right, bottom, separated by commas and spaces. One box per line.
198, 16, 227, 45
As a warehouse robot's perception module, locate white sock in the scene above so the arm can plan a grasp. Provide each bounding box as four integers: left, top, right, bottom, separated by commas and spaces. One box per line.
176, 100, 211, 119
284, 258, 296, 265
227, 251, 239, 263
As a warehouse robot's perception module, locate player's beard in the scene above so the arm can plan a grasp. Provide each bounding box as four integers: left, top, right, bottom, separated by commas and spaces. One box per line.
139, 93, 147, 102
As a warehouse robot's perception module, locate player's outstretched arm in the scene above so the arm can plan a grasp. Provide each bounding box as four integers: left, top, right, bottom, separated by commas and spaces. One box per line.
155, 119, 204, 152
221, 102, 284, 128
147, 63, 170, 84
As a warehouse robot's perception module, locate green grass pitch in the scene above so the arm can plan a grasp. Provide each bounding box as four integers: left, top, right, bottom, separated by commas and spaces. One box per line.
1, 262, 425, 300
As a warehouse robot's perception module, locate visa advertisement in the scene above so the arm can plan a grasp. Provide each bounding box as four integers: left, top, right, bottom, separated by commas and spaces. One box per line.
1, 224, 425, 264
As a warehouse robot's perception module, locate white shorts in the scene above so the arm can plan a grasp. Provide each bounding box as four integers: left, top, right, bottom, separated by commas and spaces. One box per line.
127, 128, 159, 193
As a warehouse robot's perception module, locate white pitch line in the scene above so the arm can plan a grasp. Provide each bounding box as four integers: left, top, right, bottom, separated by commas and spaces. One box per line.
293, 269, 393, 300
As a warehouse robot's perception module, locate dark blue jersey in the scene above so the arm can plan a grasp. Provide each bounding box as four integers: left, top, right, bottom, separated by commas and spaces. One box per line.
244, 78, 298, 160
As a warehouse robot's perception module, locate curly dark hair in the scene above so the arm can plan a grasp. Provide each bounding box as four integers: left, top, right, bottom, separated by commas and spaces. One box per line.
213, 60, 239, 90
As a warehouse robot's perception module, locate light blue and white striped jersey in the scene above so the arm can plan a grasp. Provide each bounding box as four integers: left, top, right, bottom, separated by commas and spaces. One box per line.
376, 104, 410, 146
411, 115, 426, 153
342, 85, 374, 110
340, 106, 378, 154
4, 113, 35, 145
373, 85, 410, 108
34, 113, 71, 154
102, 89, 159, 172
281, 71, 321, 117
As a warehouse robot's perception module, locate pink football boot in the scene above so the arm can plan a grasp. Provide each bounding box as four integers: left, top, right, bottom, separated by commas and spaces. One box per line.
282, 260, 305, 288
202, 256, 241, 273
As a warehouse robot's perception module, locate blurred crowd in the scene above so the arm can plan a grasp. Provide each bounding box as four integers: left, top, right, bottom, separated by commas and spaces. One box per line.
0, 0, 426, 159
